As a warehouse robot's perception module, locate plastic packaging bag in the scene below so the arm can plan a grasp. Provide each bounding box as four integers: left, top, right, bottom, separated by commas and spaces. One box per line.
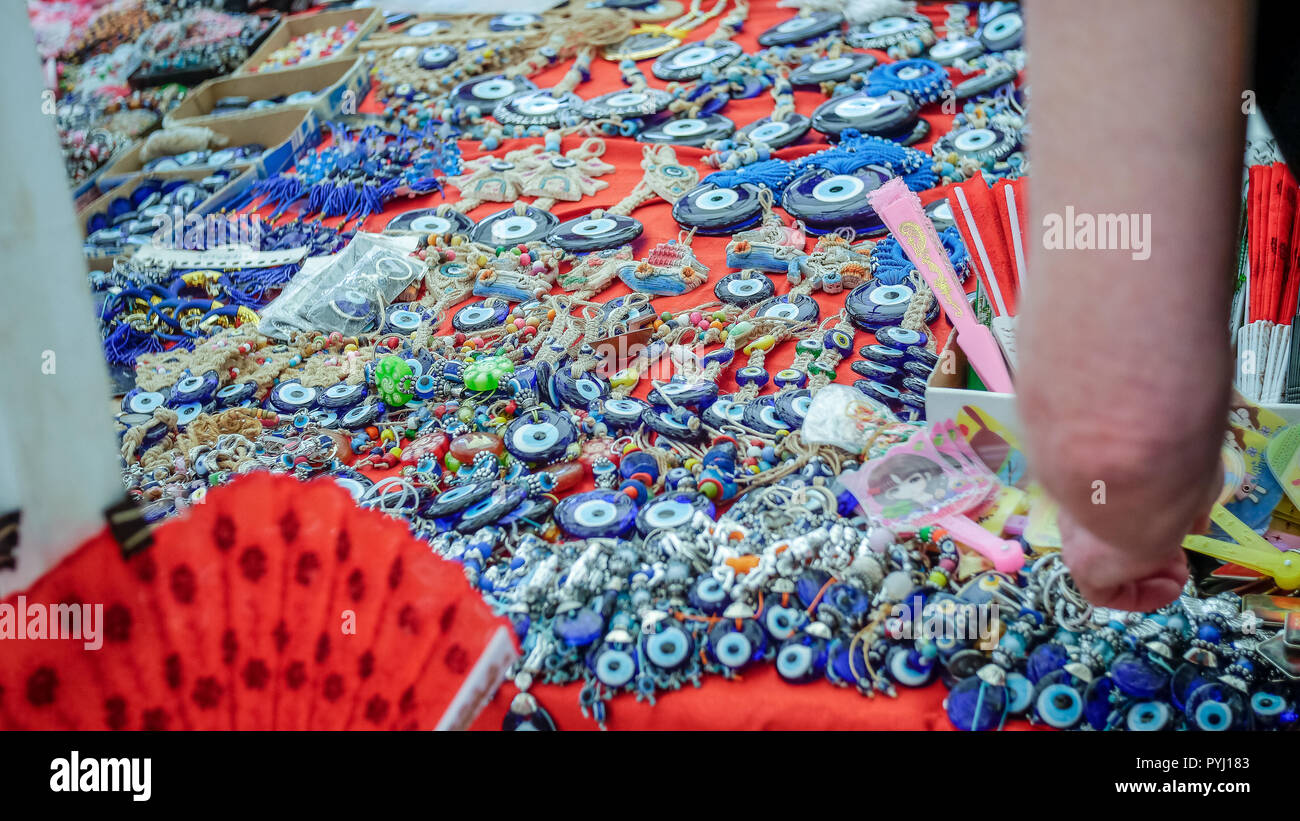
800, 383, 898, 454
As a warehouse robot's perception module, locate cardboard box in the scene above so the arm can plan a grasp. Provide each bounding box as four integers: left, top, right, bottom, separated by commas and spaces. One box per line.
925, 334, 1300, 437
236, 7, 382, 75
163, 55, 369, 127
97, 107, 320, 191
79, 166, 260, 270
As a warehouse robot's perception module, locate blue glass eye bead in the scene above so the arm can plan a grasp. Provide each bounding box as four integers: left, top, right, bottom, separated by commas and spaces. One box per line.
701, 347, 736, 369
449, 74, 537, 110
927, 37, 985, 65
546, 212, 643, 252
643, 621, 694, 670
742, 396, 793, 436
886, 646, 937, 687
810, 90, 920, 141
901, 359, 935, 380
417, 44, 457, 70
877, 325, 928, 350
451, 300, 510, 333
1082, 675, 1117, 730
318, 382, 367, 410
773, 368, 808, 389
554, 605, 605, 648
782, 164, 893, 235
213, 381, 257, 408
758, 10, 843, 45
168, 370, 219, 406
896, 391, 926, 418
714, 270, 776, 306
947, 674, 1007, 731
790, 52, 877, 86
845, 281, 915, 330
690, 576, 730, 614
851, 360, 901, 383
554, 490, 638, 539
845, 14, 933, 50
932, 124, 1021, 167
701, 395, 745, 428
854, 380, 900, 405
1126, 700, 1173, 731
589, 636, 640, 688
1035, 681, 1085, 729
707, 617, 766, 670
1250, 692, 1289, 728
580, 87, 672, 120
672, 182, 765, 235
1026, 642, 1071, 684
421, 479, 495, 520
754, 293, 820, 322
823, 328, 854, 355
1111, 652, 1171, 700
901, 376, 930, 395
493, 88, 583, 128
774, 388, 813, 427
734, 366, 770, 388
646, 379, 718, 410
266, 380, 318, 413
777, 631, 831, 684
954, 63, 1019, 101
1005, 671, 1034, 714
340, 399, 380, 428
737, 114, 812, 150
639, 114, 736, 147
551, 364, 608, 409
979, 9, 1024, 51
503, 408, 578, 463
386, 207, 474, 235
859, 344, 907, 364
122, 388, 166, 415
470, 205, 559, 246
597, 397, 650, 431
456, 482, 528, 533
641, 406, 706, 442
636, 491, 714, 535
652, 41, 743, 81
1185, 681, 1246, 731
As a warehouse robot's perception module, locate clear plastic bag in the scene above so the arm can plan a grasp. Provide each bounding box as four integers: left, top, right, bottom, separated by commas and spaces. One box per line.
799, 383, 898, 454
258, 233, 423, 339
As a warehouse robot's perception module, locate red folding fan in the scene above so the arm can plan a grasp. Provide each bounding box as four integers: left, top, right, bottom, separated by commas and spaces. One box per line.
0, 473, 516, 730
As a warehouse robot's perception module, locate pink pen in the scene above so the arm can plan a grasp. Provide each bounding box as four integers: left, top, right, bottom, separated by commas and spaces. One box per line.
866, 178, 1015, 393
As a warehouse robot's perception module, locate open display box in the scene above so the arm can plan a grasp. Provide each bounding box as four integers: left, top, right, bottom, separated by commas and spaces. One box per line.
235, 7, 382, 75
164, 55, 369, 126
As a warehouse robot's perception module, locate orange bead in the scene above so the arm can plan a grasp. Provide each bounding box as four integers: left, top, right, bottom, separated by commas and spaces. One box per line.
365, 426, 379, 439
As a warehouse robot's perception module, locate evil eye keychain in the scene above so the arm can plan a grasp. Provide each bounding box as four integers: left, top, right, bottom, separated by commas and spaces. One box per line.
580, 87, 673, 120
811, 90, 926, 143
554, 489, 640, 538
651, 40, 742, 81
706, 603, 768, 675
714, 270, 777, 307
789, 52, 877, 87
736, 113, 813, 150
493, 88, 584, 128
757, 10, 843, 46
470, 203, 560, 246
385, 205, 474, 235
449, 74, 538, 111
640, 114, 736, 147
845, 14, 935, 52
546, 211, 644, 253
927, 37, 985, 65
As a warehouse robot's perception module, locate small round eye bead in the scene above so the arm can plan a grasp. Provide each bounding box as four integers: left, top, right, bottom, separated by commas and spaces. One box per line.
734, 366, 770, 389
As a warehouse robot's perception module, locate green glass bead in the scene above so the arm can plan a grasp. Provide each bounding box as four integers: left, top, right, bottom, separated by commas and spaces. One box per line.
375, 356, 415, 408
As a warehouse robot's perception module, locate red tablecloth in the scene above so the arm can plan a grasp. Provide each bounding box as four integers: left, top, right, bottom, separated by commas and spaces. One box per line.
250, 0, 1007, 731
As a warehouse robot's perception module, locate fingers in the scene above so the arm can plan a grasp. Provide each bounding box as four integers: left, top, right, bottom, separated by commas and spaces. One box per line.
1057, 508, 1189, 611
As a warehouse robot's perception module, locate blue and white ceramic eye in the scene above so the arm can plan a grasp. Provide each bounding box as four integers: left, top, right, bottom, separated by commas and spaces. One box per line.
845, 14, 933, 49
852, 359, 901, 384
267, 381, 318, 413
876, 326, 927, 350
169, 370, 219, 406
773, 368, 808, 389
933, 124, 1021, 166
651, 41, 743, 81
551, 365, 608, 409
757, 10, 843, 46
689, 576, 729, 614
1005, 672, 1033, 714
754, 293, 820, 323
777, 634, 830, 684
789, 52, 877, 86
456, 483, 528, 533
702, 395, 746, 429
493, 89, 583, 128
340, 400, 379, 428
643, 624, 693, 670
639, 114, 736, 147
855, 380, 900, 406
810, 90, 919, 141
592, 643, 638, 688
1035, 683, 1085, 728
173, 401, 204, 427
774, 389, 812, 427
927, 36, 984, 65
503, 408, 577, 463
764, 604, 807, 641
1191, 700, 1234, 732
122, 389, 166, 415
741, 397, 792, 436
490, 12, 540, 30
635, 491, 713, 535
450, 75, 537, 109
382, 307, 424, 335
672, 182, 765, 235
887, 646, 937, 687
782, 164, 894, 235
385, 207, 474, 235
640, 407, 706, 442
979, 9, 1023, 51
417, 44, 457, 70
214, 381, 257, 408
546, 213, 643, 253
470, 205, 559, 246
554, 490, 639, 539
318, 382, 367, 410
647, 379, 717, 410
738, 114, 812, 150
580, 87, 673, 120
310, 410, 338, 428
1250, 692, 1288, 727
713, 271, 776, 306
734, 366, 770, 389
421, 478, 495, 519
707, 618, 766, 670
452, 300, 510, 333
1125, 701, 1172, 731
598, 397, 651, 430
845, 281, 916, 330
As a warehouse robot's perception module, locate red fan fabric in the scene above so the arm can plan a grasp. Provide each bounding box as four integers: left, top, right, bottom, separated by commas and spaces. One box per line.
0, 473, 513, 730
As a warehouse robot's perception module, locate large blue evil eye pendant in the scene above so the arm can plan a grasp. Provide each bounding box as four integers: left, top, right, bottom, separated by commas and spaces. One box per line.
493, 89, 583, 128
928, 37, 984, 65
168, 369, 219, 406
758, 11, 843, 46
782, 164, 893, 235
811, 90, 925, 143
470, 205, 559, 246
318, 382, 368, 410
652, 41, 742, 81
597, 397, 651, 431
385, 207, 474, 235
646, 379, 717, 411
452, 300, 510, 333
790, 52, 877, 86
980, 9, 1024, 51
214, 381, 257, 408
845, 14, 934, 50
741, 396, 792, 436
417, 44, 457, 70
555, 489, 639, 539
774, 389, 813, 428
672, 182, 764, 234
504, 407, 577, 463
639, 114, 735, 147
636, 491, 714, 535
933, 124, 1021, 166
502, 693, 557, 731
422, 479, 495, 520
266, 380, 318, 413
456, 482, 529, 533
641, 406, 706, 442
546, 212, 643, 252
551, 364, 609, 409
737, 114, 811, 149
580, 87, 672, 120
846, 281, 915, 330
1032, 666, 1090, 729
776, 624, 833, 684
490, 12, 541, 31
449, 75, 537, 111
714, 270, 776, 306
707, 605, 767, 672
887, 645, 938, 687
753, 293, 820, 323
